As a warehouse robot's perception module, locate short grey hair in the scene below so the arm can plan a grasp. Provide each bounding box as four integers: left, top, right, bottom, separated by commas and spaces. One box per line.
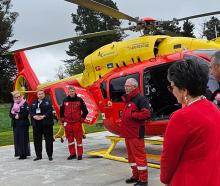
212, 50, 220, 66
68, 86, 75, 91
125, 78, 138, 87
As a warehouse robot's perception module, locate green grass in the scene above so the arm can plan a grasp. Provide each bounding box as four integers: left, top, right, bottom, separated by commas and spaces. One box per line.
0, 104, 12, 132
0, 104, 105, 146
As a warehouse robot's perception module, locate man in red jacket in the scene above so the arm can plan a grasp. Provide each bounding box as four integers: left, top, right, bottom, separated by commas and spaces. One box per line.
121, 78, 151, 186
60, 86, 88, 160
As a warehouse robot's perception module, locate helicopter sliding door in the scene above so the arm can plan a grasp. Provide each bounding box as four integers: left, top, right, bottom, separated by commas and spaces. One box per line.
143, 63, 180, 120
141, 63, 181, 135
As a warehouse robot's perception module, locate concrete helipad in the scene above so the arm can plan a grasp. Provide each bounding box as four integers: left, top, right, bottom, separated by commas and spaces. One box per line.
0, 131, 163, 186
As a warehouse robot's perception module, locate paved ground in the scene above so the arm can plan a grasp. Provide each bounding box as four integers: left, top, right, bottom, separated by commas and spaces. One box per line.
0, 131, 163, 186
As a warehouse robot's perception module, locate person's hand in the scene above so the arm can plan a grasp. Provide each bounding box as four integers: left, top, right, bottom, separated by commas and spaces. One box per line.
15, 114, 19, 119
39, 115, 46, 120
33, 115, 41, 120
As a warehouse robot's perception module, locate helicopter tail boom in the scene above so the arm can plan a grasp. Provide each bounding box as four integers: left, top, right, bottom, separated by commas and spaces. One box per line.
13, 51, 40, 103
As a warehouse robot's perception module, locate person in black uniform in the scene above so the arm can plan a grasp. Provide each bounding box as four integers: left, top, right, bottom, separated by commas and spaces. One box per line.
9, 91, 30, 159
210, 50, 220, 107
30, 89, 54, 161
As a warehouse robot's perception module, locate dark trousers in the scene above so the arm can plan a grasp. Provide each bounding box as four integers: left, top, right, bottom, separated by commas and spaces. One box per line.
13, 125, 31, 157
33, 122, 53, 158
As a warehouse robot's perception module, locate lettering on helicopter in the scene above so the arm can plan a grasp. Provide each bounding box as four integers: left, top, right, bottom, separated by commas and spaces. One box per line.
127, 42, 149, 50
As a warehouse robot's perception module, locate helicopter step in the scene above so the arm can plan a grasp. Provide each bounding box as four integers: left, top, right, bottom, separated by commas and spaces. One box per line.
86, 135, 163, 169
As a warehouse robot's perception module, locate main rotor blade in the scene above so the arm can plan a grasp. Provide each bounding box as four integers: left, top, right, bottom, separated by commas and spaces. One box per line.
176, 11, 220, 21
9, 30, 120, 53
65, 0, 138, 23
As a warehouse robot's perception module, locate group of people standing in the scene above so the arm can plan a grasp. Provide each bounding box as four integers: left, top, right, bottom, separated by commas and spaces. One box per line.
120, 51, 220, 186
9, 87, 88, 162
9, 89, 54, 161
9, 51, 220, 186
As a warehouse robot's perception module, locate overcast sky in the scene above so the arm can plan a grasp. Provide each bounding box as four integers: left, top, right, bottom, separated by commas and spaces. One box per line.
10, 0, 220, 82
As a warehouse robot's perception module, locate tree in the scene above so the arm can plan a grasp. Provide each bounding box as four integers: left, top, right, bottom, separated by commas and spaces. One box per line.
55, 65, 67, 80
203, 16, 220, 40
181, 21, 195, 38
0, 0, 18, 103
65, 0, 125, 75
148, 22, 182, 36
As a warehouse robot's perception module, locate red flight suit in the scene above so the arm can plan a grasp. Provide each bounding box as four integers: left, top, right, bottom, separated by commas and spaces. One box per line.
121, 88, 151, 183
60, 94, 88, 157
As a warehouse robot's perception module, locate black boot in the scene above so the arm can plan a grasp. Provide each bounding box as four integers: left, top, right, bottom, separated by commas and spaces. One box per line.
33, 156, 42, 161
48, 156, 53, 161
67, 155, 76, 160
19, 155, 26, 160
77, 156, 82, 160
125, 177, 138, 184
134, 181, 148, 186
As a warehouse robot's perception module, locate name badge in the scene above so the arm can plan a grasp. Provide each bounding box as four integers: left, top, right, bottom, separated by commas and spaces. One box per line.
36, 108, 41, 114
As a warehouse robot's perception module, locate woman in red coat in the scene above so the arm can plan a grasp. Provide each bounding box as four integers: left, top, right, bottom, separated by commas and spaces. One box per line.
160, 59, 220, 186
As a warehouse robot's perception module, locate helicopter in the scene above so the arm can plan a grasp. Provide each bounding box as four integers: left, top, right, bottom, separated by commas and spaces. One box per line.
8, 0, 220, 137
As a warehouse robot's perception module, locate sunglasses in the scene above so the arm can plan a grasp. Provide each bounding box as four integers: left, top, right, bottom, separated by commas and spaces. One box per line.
167, 85, 175, 92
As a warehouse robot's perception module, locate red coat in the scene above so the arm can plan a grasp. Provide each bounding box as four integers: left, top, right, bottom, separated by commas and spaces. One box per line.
121, 88, 151, 138
160, 99, 220, 186
60, 95, 88, 123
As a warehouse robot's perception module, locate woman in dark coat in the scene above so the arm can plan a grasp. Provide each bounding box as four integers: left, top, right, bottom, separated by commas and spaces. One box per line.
9, 91, 30, 159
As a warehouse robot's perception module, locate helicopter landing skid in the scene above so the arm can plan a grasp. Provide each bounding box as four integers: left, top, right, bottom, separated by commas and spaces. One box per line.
86, 135, 163, 169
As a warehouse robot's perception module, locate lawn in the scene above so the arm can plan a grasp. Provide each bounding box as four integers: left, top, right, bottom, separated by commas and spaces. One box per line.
0, 104, 105, 146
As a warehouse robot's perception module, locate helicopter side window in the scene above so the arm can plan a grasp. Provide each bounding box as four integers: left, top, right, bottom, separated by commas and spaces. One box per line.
110, 73, 140, 102
100, 81, 107, 99
55, 88, 67, 106
143, 63, 180, 120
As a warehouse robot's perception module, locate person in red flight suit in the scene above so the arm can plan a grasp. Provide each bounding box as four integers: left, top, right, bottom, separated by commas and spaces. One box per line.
160, 59, 220, 186
60, 86, 88, 160
121, 78, 151, 186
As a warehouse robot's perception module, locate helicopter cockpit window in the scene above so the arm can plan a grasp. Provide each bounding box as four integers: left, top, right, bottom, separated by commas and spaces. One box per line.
110, 73, 140, 102
100, 81, 107, 99
55, 88, 67, 106
143, 63, 180, 120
